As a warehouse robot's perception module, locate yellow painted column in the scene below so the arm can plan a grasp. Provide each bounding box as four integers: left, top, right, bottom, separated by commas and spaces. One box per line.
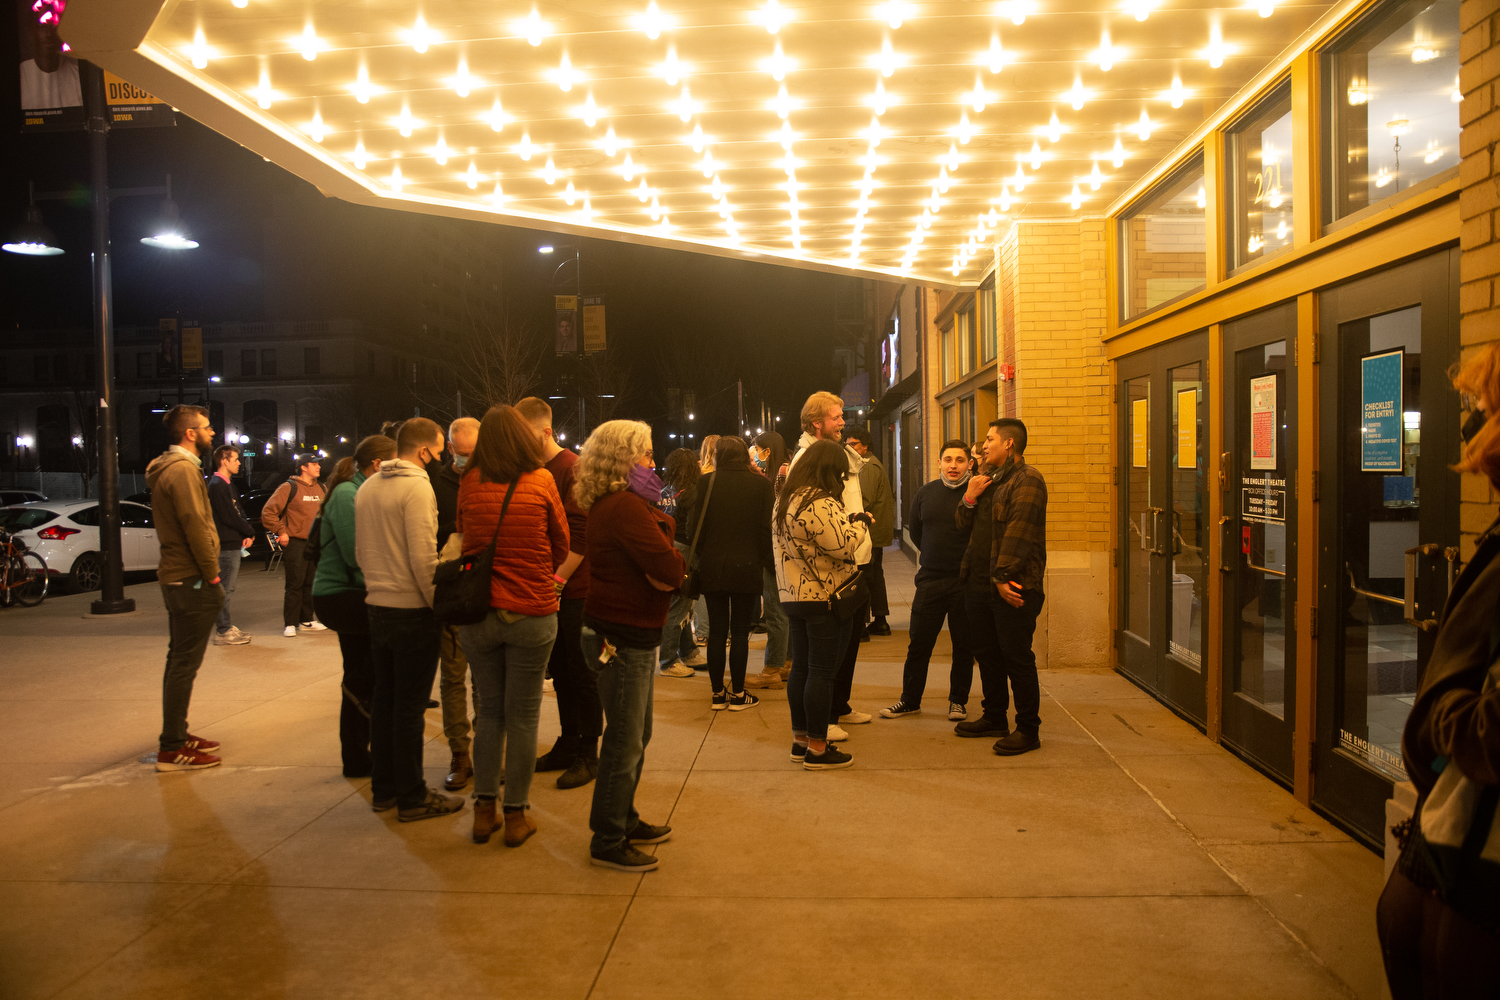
1294, 291, 1319, 805
1206, 322, 1225, 743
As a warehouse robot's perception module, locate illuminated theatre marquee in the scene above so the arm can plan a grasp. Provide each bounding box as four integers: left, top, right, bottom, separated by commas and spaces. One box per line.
61, 0, 1336, 286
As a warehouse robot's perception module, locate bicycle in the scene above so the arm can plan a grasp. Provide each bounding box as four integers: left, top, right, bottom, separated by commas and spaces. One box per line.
0, 530, 48, 607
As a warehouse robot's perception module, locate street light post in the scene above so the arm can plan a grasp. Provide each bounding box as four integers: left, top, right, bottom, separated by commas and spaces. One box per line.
540, 244, 586, 438
84, 62, 131, 615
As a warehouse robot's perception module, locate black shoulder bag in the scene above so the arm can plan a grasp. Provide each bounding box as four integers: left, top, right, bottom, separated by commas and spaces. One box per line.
682, 472, 716, 600
432, 480, 517, 626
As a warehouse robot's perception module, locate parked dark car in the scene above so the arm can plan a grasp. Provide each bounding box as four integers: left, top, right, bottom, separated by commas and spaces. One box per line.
0, 490, 47, 506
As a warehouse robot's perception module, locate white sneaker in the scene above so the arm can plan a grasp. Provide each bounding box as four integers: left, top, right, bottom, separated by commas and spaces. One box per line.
299, 621, 329, 632
229, 626, 252, 640
660, 660, 696, 678
681, 650, 707, 667
283, 625, 298, 638
948, 702, 968, 721
838, 711, 873, 725
212, 628, 251, 646
826, 724, 849, 742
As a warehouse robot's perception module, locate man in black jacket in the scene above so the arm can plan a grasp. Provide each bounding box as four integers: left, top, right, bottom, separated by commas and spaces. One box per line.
428, 416, 480, 791
207, 445, 257, 645
880, 440, 977, 721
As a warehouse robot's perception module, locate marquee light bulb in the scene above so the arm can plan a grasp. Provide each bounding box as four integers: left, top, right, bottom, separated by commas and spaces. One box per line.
659, 46, 682, 86
637, 178, 651, 201
988, 207, 999, 226
987, 36, 1005, 73
451, 58, 472, 97
700, 151, 716, 177
487, 99, 507, 132
879, 1, 912, 29
639, 1, 669, 38
398, 104, 414, 136
649, 195, 661, 221
1169, 77, 1185, 108
946, 143, 961, 171
520, 9, 551, 46
756, 0, 790, 34
1013, 163, 1027, 191
767, 41, 791, 81
1000, 185, 1013, 210
353, 65, 373, 103
957, 112, 974, 144
564, 181, 577, 205
677, 86, 697, 121
492, 181, 505, 205
465, 162, 479, 189
1206, 26, 1228, 68
390, 165, 403, 191
871, 80, 889, 116
1030, 140, 1043, 168
711, 175, 724, 200
298, 24, 322, 61
692, 123, 706, 152
406, 15, 434, 53
1137, 110, 1152, 140
543, 157, 558, 184
780, 121, 796, 149
1196, 186, 1206, 209
353, 140, 367, 169
970, 79, 989, 112
937, 168, 950, 193
878, 38, 899, 77
1130, 0, 1152, 19
621, 153, 636, 181
1096, 31, 1116, 71
1070, 80, 1088, 110
1090, 161, 1103, 189
603, 126, 618, 156
309, 111, 324, 143
582, 92, 598, 126
556, 53, 577, 92
190, 28, 210, 68
1047, 111, 1062, 142
255, 67, 273, 108
582, 196, 593, 221
1112, 138, 1125, 167
1258, 0, 1274, 16
1004, 1, 1030, 25
518, 132, 534, 160
1068, 184, 1083, 210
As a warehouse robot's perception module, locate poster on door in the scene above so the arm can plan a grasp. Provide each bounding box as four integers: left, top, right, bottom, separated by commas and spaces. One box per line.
1361, 349, 1404, 473
1177, 388, 1198, 469
1250, 374, 1277, 471
1131, 397, 1148, 468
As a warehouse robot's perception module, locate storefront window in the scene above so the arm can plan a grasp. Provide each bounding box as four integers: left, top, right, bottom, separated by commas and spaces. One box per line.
1119, 155, 1207, 321
1229, 82, 1295, 270
1327, 0, 1460, 223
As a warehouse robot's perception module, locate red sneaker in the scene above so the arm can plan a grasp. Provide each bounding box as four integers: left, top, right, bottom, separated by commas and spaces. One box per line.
156, 748, 222, 772
183, 734, 220, 752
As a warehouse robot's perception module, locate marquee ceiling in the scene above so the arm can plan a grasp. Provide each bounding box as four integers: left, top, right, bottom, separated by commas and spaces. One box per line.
62, 0, 1341, 286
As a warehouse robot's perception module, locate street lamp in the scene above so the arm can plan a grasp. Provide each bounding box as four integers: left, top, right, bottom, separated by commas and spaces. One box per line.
539, 242, 586, 436
1, 184, 64, 256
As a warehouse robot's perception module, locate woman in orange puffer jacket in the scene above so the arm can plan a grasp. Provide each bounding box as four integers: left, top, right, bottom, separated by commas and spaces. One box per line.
455, 405, 570, 849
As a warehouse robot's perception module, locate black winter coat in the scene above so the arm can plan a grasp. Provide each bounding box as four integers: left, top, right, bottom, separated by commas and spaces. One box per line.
686, 467, 774, 594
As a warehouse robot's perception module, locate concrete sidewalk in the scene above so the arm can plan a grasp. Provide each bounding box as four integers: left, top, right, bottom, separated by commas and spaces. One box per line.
0, 547, 1388, 1000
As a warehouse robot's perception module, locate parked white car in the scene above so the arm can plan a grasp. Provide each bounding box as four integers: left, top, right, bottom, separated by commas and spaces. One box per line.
0, 500, 160, 591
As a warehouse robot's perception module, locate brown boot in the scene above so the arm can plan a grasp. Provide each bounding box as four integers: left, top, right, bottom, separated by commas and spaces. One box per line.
744, 667, 785, 690
444, 751, 473, 791
472, 798, 499, 844
779, 659, 792, 682
502, 807, 537, 848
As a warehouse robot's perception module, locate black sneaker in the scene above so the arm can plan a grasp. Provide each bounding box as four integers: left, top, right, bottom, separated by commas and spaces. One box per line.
803, 745, 854, 770
627, 820, 672, 845
954, 717, 1010, 739
591, 843, 661, 872
790, 742, 808, 763
397, 790, 465, 822
535, 740, 576, 772
557, 755, 597, 789
879, 701, 920, 718
711, 689, 729, 711
993, 730, 1041, 756
728, 691, 759, 712
868, 618, 892, 636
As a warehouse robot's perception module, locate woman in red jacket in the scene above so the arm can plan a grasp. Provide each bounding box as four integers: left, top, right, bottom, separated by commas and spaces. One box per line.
455, 405, 569, 849
575, 419, 685, 873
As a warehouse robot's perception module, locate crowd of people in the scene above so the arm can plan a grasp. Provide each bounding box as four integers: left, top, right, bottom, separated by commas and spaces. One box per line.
140, 389, 1054, 872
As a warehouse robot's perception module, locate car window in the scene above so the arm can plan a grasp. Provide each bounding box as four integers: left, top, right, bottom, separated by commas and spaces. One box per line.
69, 506, 100, 526
0, 493, 17, 505
0, 508, 59, 531
121, 503, 154, 528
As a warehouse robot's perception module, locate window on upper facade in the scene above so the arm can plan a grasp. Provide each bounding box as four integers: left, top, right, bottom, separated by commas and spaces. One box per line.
206, 350, 223, 377
1326, 0, 1459, 223
241, 349, 256, 377
978, 283, 997, 363
941, 324, 955, 386
956, 309, 973, 377
260, 349, 277, 377
1119, 154, 1207, 321
305, 347, 321, 375
1228, 80, 1295, 270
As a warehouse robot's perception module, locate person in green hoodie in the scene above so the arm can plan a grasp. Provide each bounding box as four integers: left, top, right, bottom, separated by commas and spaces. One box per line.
145, 405, 225, 772
313, 434, 397, 779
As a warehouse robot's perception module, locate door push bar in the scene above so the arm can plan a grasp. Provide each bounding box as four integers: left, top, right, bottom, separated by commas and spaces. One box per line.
1403, 544, 1461, 634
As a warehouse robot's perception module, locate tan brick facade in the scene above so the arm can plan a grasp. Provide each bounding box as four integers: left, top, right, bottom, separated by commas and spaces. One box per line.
1459, 0, 1500, 556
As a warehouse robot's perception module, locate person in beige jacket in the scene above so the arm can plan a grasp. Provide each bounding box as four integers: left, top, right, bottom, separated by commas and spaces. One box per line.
145, 405, 227, 772
261, 455, 327, 636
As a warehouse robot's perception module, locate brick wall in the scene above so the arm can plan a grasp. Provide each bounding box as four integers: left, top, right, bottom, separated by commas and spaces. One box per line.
1459, 0, 1500, 557
1123, 216, 1207, 316
1010, 220, 1112, 553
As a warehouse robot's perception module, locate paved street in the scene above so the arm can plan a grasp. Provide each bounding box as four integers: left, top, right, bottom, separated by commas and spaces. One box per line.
0, 548, 1388, 1000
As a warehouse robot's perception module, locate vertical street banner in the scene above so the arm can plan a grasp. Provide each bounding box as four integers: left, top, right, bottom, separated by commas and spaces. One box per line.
180, 324, 203, 371
1177, 388, 1198, 469
1361, 349, 1404, 472
18, 0, 82, 132
554, 295, 578, 355
103, 71, 174, 129
582, 295, 606, 354
1131, 397, 1148, 468
1250, 374, 1277, 470
157, 318, 179, 377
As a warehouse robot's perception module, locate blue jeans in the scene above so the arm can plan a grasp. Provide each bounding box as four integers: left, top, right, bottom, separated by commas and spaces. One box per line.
761, 568, 788, 668
215, 549, 242, 633
368, 605, 442, 808
658, 542, 699, 667
582, 628, 655, 854
785, 605, 853, 741
694, 594, 709, 642
459, 610, 556, 807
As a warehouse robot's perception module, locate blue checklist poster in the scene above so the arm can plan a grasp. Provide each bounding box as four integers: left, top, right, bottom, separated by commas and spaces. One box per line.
1361, 349, 1404, 473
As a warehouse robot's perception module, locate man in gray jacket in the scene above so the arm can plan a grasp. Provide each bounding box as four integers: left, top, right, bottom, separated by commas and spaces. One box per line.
355, 417, 463, 822
843, 426, 895, 636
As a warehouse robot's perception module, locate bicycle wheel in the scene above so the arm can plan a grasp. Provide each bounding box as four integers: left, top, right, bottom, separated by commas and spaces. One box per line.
11, 552, 48, 607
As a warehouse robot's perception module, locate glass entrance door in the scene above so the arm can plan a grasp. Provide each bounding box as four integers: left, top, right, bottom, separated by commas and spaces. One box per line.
1117, 332, 1210, 725
1316, 250, 1460, 847
1222, 304, 1298, 783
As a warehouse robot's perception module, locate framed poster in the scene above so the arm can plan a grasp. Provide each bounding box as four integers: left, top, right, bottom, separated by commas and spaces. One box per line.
1360, 349, 1404, 473
1177, 388, 1197, 469
554, 295, 578, 355
1131, 397, 1148, 468
1249, 373, 1277, 471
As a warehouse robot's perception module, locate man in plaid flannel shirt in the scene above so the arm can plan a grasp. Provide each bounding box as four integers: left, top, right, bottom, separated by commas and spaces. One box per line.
954, 418, 1048, 756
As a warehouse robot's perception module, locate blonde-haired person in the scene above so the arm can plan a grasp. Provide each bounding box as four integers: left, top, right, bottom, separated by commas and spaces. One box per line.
699, 434, 721, 473
574, 420, 684, 872
1377, 341, 1500, 998
312, 434, 397, 778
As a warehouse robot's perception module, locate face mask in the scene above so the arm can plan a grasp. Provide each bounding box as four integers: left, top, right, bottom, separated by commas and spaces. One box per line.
1462, 407, 1488, 445
628, 463, 664, 506
751, 450, 767, 470
452, 453, 469, 471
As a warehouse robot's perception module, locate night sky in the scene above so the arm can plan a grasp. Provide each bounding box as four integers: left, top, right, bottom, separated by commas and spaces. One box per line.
0, 14, 852, 449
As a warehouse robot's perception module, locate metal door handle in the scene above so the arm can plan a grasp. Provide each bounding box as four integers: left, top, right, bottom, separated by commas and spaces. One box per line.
1403, 544, 1461, 633
1346, 564, 1403, 608
1245, 556, 1286, 578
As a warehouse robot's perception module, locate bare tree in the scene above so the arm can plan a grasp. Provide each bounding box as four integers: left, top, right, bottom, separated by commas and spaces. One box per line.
61, 388, 98, 497
417, 315, 547, 418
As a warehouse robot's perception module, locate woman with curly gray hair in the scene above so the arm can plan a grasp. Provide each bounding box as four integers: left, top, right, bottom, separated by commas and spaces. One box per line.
573, 420, 685, 873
